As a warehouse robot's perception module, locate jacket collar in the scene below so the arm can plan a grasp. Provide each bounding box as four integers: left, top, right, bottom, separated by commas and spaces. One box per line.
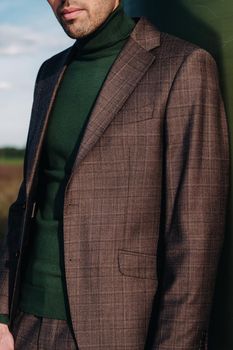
130, 16, 161, 51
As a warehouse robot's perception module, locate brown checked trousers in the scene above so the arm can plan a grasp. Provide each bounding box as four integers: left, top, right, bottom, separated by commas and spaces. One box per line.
0, 16, 229, 350
11, 311, 77, 349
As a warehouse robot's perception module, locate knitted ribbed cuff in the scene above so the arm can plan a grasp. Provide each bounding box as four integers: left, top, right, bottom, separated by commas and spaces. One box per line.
0, 314, 9, 325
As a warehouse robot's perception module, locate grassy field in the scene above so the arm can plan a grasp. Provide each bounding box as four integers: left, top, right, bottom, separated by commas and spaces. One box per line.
0, 157, 24, 165
0, 160, 23, 238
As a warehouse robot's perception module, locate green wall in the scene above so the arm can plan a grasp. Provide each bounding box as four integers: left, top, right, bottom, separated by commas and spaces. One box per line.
124, 1, 233, 348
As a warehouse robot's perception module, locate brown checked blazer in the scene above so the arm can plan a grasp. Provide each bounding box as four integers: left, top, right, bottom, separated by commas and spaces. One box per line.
0, 17, 229, 349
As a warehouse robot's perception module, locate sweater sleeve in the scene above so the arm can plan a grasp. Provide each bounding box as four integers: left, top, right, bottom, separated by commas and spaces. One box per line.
0, 314, 9, 325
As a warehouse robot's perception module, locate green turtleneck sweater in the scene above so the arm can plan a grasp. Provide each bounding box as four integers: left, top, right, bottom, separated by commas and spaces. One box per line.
12, 4, 136, 322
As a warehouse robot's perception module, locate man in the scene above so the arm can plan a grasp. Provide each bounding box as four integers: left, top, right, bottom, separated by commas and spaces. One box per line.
0, 0, 229, 349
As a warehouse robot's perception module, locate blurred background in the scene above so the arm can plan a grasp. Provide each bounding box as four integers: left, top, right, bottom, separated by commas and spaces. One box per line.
0, 1, 233, 348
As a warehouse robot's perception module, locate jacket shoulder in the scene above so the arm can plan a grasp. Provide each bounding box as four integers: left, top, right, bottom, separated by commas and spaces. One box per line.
160, 31, 199, 56
156, 29, 216, 67
37, 45, 74, 80
142, 23, 218, 89
137, 17, 217, 74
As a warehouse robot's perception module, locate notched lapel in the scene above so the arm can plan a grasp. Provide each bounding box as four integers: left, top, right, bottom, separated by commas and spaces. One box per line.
74, 18, 161, 168
26, 18, 161, 195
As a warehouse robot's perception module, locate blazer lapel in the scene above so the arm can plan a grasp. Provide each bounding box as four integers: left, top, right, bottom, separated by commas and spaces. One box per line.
26, 18, 160, 195
74, 17, 161, 168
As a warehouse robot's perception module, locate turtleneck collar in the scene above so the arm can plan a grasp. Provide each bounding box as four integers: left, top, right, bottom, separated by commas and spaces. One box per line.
74, 3, 136, 58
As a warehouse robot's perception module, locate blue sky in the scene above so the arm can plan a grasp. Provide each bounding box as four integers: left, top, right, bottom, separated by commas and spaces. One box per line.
0, 1, 73, 147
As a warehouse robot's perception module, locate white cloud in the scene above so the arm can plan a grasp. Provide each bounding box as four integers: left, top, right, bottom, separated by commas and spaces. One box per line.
0, 24, 73, 56
0, 1, 74, 147
0, 81, 12, 90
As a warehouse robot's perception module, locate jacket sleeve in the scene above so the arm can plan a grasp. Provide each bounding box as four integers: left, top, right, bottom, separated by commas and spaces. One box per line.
0, 61, 46, 319
0, 179, 26, 317
0, 233, 10, 316
152, 49, 229, 349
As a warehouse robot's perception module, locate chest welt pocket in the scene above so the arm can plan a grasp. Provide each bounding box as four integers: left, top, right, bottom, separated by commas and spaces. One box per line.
112, 105, 154, 125
118, 249, 157, 280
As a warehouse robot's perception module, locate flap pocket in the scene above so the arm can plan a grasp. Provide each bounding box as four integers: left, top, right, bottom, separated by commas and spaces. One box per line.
118, 249, 157, 280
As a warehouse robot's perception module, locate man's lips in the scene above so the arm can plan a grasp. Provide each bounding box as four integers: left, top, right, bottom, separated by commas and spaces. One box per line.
61, 7, 85, 20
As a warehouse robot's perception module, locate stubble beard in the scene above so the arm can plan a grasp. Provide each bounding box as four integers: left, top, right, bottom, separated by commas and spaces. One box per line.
58, 8, 113, 39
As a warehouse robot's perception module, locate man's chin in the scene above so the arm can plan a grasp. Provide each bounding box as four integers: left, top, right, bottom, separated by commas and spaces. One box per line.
61, 24, 92, 40
64, 30, 79, 40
